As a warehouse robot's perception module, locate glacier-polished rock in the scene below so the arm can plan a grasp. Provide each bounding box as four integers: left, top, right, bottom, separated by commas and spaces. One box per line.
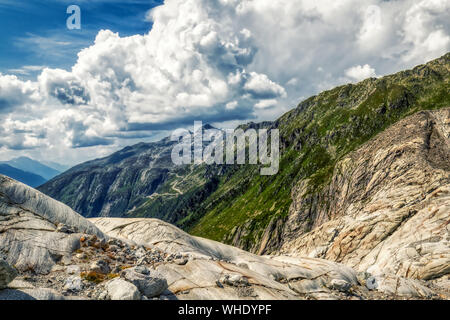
0, 175, 105, 274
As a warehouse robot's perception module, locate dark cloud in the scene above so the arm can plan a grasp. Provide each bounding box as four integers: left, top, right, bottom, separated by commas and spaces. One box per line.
47, 79, 90, 105
71, 135, 114, 148
0, 98, 12, 112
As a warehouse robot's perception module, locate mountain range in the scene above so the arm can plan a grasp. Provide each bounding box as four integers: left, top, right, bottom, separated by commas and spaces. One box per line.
0, 157, 64, 187
0, 164, 47, 188
39, 52, 450, 256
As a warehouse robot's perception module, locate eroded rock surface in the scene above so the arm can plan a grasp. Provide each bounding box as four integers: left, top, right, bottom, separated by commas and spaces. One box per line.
0, 256, 17, 288
0, 175, 105, 274
91, 217, 444, 300
278, 109, 450, 286
123, 266, 167, 297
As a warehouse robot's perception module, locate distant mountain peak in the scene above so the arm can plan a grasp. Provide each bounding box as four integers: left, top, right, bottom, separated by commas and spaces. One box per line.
0, 164, 46, 188
0, 157, 61, 181
201, 123, 216, 130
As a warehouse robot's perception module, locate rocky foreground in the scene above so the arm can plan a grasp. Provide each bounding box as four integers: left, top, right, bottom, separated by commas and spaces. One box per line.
0, 174, 448, 300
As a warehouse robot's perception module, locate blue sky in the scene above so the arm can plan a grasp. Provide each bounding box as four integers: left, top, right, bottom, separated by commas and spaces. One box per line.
0, 0, 163, 77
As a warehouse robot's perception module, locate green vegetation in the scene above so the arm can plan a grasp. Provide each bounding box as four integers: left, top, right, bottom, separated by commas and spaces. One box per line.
80, 271, 119, 284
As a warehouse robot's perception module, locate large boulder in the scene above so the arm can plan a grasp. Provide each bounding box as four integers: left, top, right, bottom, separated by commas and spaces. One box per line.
0, 288, 66, 300
0, 175, 106, 274
123, 266, 168, 297
107, 278, 141, 300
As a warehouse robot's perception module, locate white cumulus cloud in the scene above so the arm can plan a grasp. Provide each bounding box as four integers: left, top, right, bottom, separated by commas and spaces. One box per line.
345, 64, 377, 82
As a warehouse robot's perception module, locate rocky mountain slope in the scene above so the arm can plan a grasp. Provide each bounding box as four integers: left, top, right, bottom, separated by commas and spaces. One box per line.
38, 139, 177, 218
278, 108, 450, 282
38, 129, 223, 221
0, 178, 447, 300
39, 53, 450, 255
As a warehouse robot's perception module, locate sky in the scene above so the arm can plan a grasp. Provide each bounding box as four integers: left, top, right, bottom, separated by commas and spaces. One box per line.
0, 0, 449, 166
0, 0, 163, 77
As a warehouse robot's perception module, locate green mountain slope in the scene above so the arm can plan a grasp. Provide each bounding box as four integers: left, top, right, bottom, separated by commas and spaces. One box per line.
38, 130, 223, 219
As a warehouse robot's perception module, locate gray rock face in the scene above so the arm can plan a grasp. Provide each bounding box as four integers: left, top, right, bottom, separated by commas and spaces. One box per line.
329, 279, 352, 292
0, 175, 106, 274
107, 278, 141, 300
91, 217, 441, 300
0, 288, 65, 300
123, 267, 168, 298
278, 109, 450, 282
0, 257, 18, 289
64, 276, 82, 292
